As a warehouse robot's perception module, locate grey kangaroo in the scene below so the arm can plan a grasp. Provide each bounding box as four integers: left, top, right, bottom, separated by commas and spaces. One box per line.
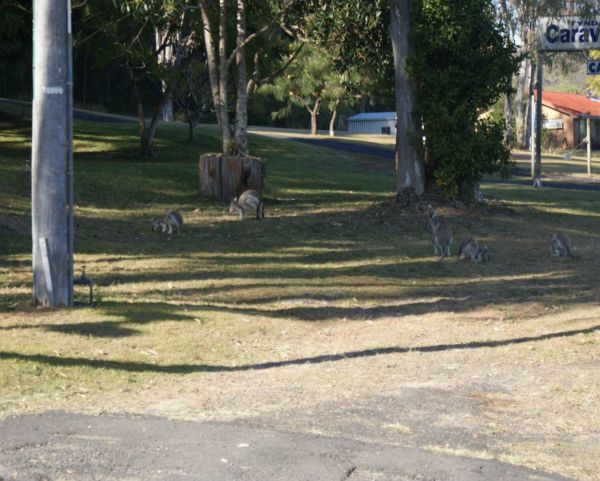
457, 238, 491, 262
549, 232, 576, 258
428, 206, 453, 260
229, 190, 264, 220
152, 211, 183, 234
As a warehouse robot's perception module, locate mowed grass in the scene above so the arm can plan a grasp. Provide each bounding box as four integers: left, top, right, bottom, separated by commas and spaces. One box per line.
0, 112, 400, 390
1, 112, 600, 480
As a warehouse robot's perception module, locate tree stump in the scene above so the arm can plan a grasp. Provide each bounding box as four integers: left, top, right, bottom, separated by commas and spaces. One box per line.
199, 154, 266, 203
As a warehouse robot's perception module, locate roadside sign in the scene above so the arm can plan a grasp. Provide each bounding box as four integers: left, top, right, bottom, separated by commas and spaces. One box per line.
539, 16, 600, 52
587, 59, 600, 75
543, 119, 564, 130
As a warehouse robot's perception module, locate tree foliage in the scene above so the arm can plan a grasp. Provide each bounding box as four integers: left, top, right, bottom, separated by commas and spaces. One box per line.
0, 2, 31, 99
409, 0, 520, 200
260, 44, 344, 134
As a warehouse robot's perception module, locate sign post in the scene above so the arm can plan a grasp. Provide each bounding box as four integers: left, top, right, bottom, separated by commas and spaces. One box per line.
587, 116, 592, 176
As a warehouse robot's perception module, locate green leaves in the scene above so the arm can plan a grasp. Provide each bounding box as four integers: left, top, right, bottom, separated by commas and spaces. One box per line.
410, 0, 519, 200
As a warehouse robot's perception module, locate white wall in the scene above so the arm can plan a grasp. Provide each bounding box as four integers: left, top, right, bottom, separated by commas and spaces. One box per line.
348, 119, 396, 135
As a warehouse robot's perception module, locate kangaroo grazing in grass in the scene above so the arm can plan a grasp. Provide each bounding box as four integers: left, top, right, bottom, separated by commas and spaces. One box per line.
428, 206, 453, 260
152, 211, 183, 234
458, 238, 491, 262
229, 190, 264, 220
549, 232, 576, 258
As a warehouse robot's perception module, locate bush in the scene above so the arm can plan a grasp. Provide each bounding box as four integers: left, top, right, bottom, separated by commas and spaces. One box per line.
409, 0, 519, 201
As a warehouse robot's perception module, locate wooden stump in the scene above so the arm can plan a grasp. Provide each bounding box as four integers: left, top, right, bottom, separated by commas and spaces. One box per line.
199, 154, 266, 203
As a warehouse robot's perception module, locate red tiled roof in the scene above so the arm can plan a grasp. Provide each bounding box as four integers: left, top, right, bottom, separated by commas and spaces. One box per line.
535, 90, 600, 117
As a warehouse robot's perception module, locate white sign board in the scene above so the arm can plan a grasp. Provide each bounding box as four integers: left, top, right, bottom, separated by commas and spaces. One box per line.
543, 119, 564, 130
588, 59, 600, 75
539, 17, 600, 52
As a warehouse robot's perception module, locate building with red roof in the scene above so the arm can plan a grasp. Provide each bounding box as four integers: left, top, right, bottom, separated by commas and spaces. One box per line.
535, 90, 600, 150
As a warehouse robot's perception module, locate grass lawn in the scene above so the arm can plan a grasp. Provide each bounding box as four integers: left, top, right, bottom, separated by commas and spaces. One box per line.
1, 112, 599, 480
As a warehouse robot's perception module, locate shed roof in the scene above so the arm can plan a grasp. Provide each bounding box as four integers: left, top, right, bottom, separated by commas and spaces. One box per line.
348, 112, 396, 121
536, 90, 600, 117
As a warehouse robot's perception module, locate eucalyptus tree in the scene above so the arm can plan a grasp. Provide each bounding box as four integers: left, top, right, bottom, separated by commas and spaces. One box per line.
77, 0, 200, 157
193, 0, 300, 155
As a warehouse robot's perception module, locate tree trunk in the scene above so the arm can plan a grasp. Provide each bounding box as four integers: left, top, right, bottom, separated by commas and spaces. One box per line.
389, 0, 424, 196
359, 95, 368, 113
143, 90, 172, 157
218, 0, 232, 153
309, 98, 321, 135
162, 91, 174, 122
186, 109, 194, 142
515, 56, 530, 148
199, 0, 231, 153
156, 27, 174, 122
234, 0, 249, 155
329, 99, 340, 137
131, 77, 151, 157
199, 154, 265, 203
525, 60, 536, 150
503, 89, 513, 146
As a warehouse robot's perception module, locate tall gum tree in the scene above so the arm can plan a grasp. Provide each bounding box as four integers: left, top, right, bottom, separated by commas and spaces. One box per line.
196, 0, 295, 155
389, 0, 424, 195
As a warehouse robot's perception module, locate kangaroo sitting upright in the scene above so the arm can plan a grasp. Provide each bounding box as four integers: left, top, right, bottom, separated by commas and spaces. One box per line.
549, 232, 576, 258
427, 205, 453, 260
152, 211, 183, 234
229, 190, 264, 220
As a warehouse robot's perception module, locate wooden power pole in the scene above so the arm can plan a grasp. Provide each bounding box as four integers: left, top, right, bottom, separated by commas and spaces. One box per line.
32, 0, 73, 307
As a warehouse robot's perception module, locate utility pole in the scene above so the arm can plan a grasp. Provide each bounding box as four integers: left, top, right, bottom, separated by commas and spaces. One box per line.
31, 0, 74, 307
586, 115, 592, 176
533, 56, 542, 188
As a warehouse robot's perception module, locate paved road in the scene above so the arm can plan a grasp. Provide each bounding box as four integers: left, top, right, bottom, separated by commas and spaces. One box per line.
0, 412, 572, 481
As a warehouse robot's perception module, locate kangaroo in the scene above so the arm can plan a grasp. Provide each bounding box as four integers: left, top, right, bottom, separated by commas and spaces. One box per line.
152, 211, 183, 234
229, 190, 264, 220
458, 238, 491, 262
549, 232, 576, 258
427, 206, 453, 260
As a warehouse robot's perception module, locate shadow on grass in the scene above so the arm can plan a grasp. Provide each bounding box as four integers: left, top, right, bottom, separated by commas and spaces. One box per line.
43, 321, 140, 338
1, 324, 598, 374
